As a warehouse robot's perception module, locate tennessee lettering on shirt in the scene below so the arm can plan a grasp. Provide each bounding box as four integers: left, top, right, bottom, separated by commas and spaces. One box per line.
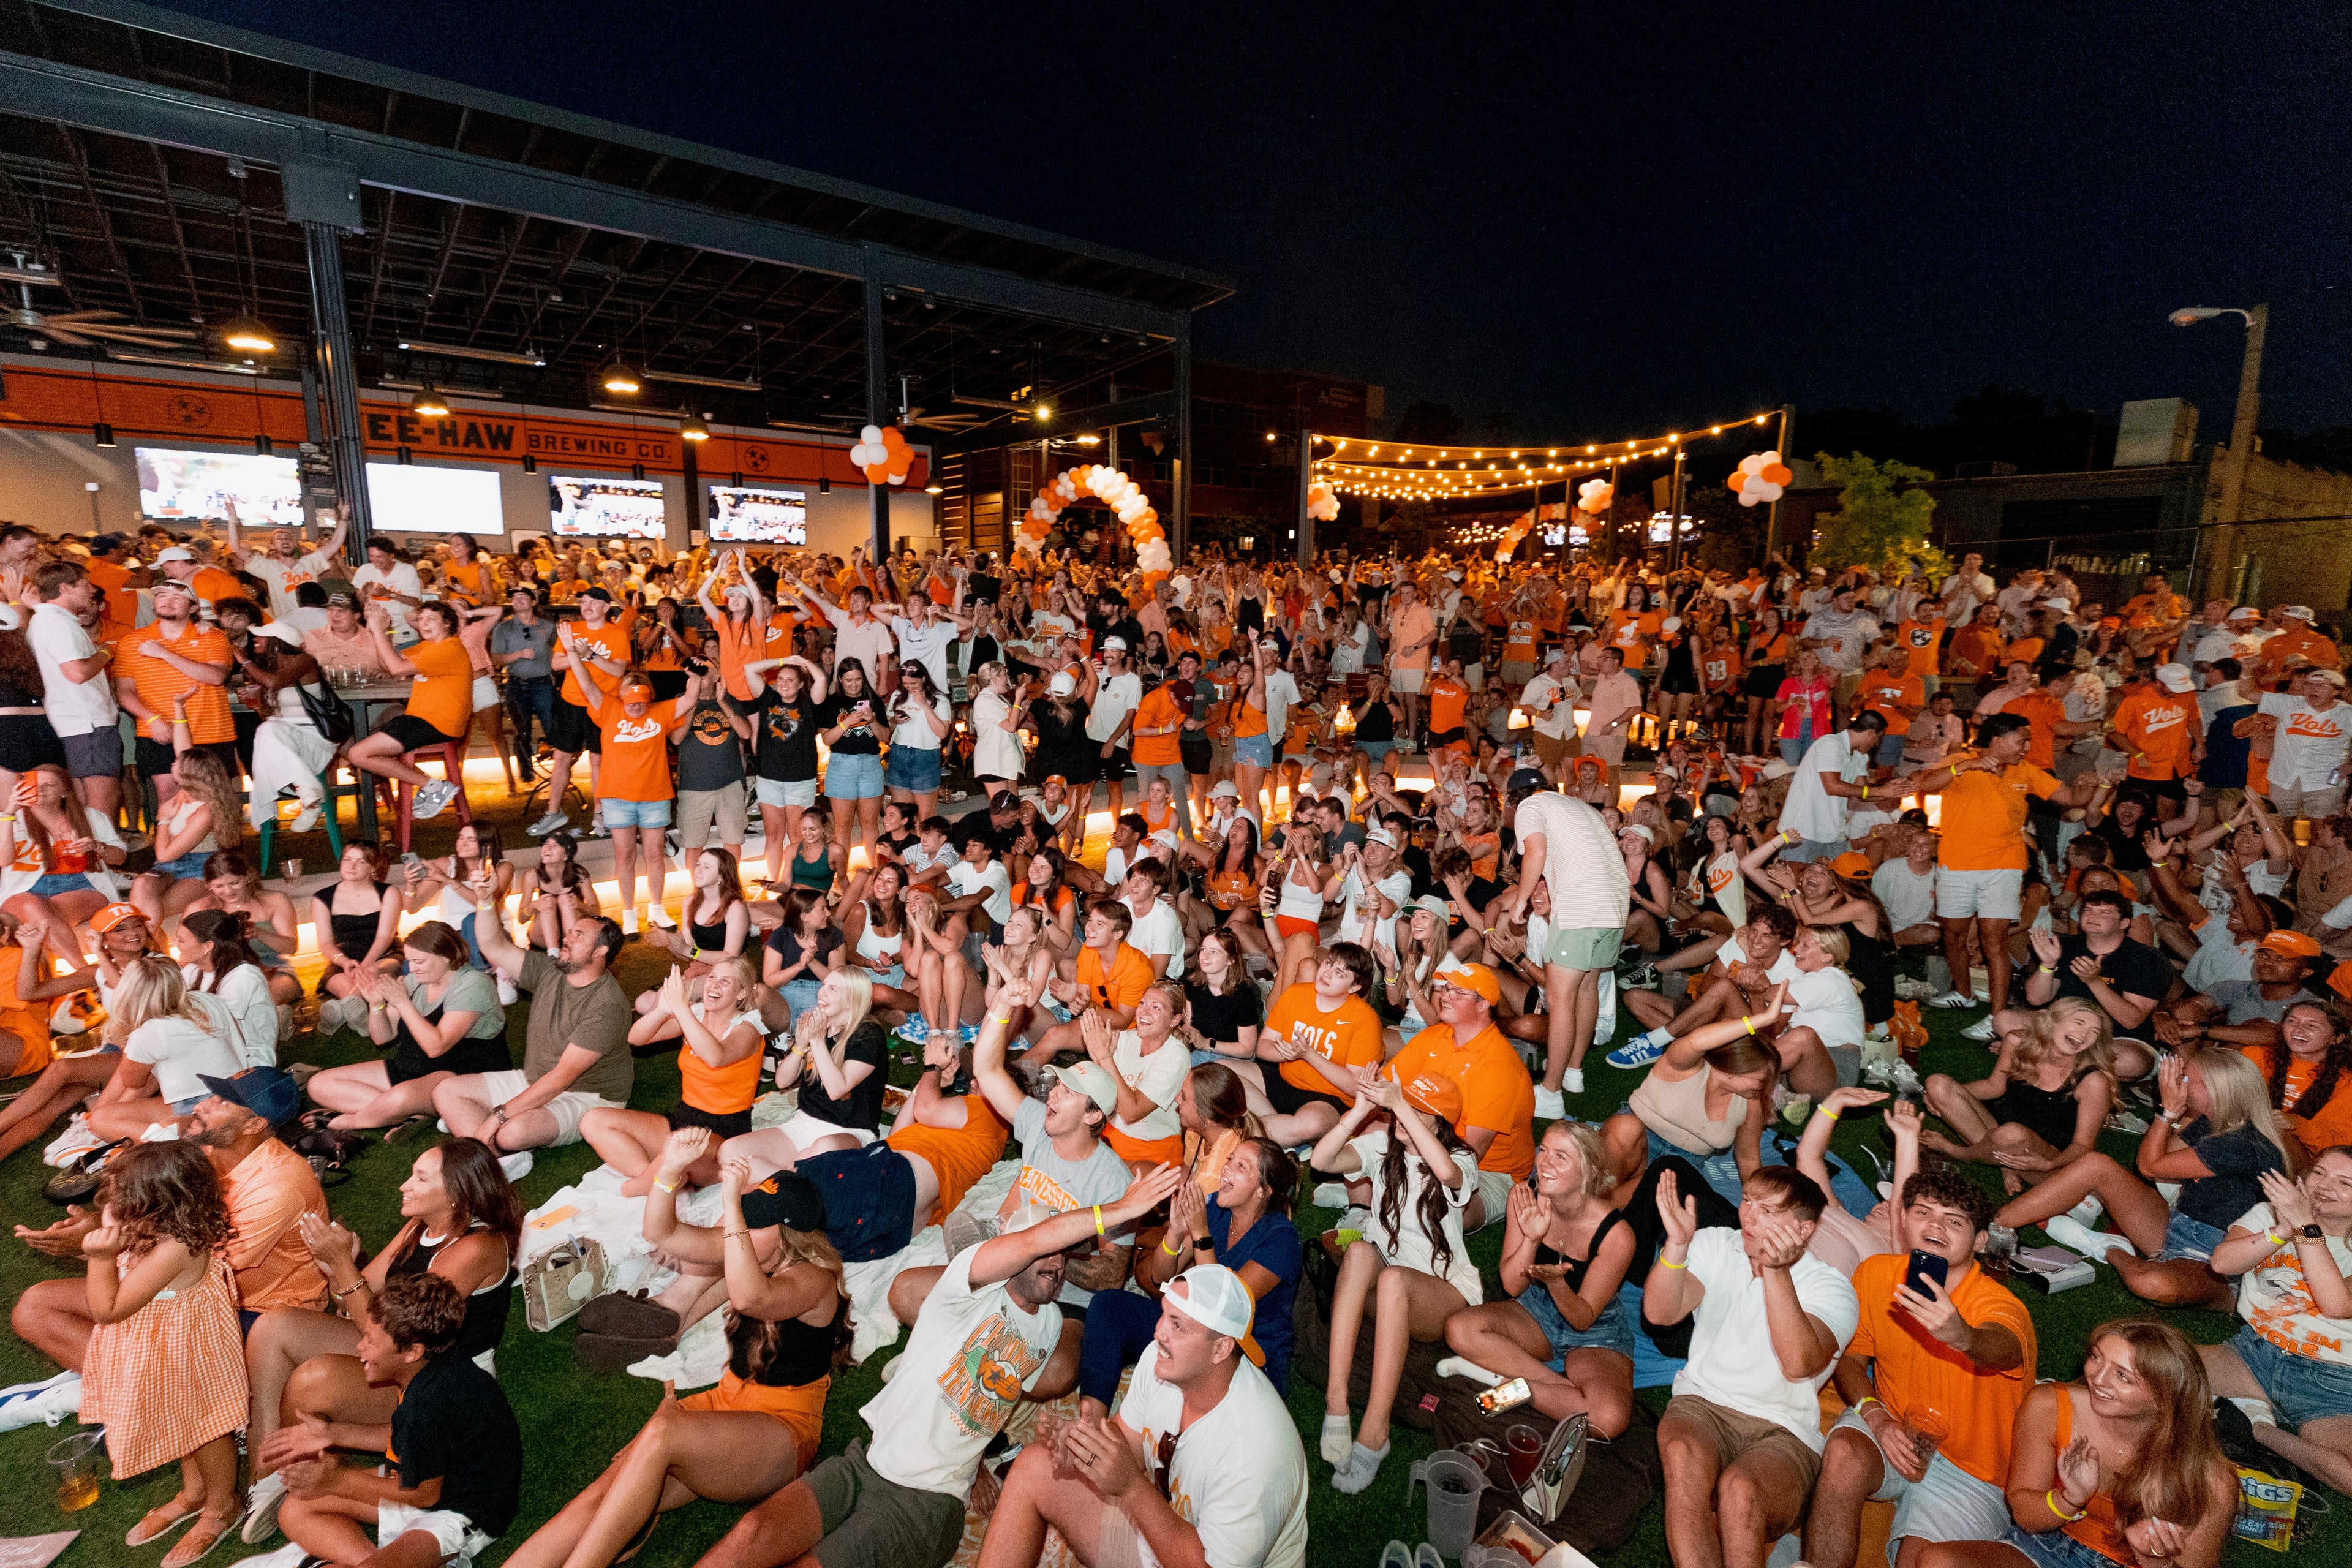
935, 1310, 1050, 1437
1016, 1164, 1080, 1214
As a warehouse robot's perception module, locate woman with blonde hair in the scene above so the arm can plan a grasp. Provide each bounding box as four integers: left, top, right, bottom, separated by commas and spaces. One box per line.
84, 955, 241, 1140
1438, 1118, 1636, 1437
1994, 1049, 2292, 1311
723, 967, 886, 1179
129, 746, 244, 930
1924, 997, 2116, 1192
587, 959, 767, 1194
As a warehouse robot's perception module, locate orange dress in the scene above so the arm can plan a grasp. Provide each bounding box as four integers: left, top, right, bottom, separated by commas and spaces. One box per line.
81, 1250, 247, 1479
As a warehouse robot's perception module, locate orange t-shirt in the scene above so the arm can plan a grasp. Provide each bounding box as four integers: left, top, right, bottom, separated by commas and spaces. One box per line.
1502, 619, 1540, 665
443, 559, 497, 602
86, 559, 140, 644
679, 1022, 764, 1115
1844, 1253, 2038, 1488
597, 701, 685, 802
1700, 645, 1743, 690
2241, 1044, 2352, 1158
189, 565, 244, 606
2260, 626, 2341, 679
1947, 625, 2003, 676
2112, 687, 2195, 779
1859, 670, 1925, 737
402, 638, 475, 740
1606, 608, 1662, 664
1937, 761, 2060, 872
2005, 690, 2068, 771
118, 621, 236, 743
1129, 687, 1184, 768
1428, 677, 1470, 736
1896, 618, 1946, 680
1076, 941, 1155, 1012
640, 622, 691, 671
887, 1095, 1009, 1219
1386, 1022, 1536, 1178
712, 614, 767, 701
558, 619, 631, 706
1262, 984, 1384, 1104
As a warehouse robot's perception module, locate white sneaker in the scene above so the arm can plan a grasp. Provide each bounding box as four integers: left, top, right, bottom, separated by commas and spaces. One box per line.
233, 1542, 305, 1568
0, 1370, 79, 1433
646, 905, 677, 930
1929, 991, 1980, 1009
620, 908, 639, 936
1338, 1206, 1373, 1235
1961, 1016, 2000, 1042
1562, 1068, 1584, 1095
497, 974, 518, 1006
41, 1114, 101, 1167
241, 1469, 289, 1544
2067, 1194, 2105, 1228
1533, 1087, 1566, 1121
527, 810, 571, 837
411, 779, 459, 820
1433, 1356, 1503, 1387
2045, 1213, 2136, 1262
290, 805, 320, 833
1312, 1182, 1350, 1208
498, 1150, 535, 1182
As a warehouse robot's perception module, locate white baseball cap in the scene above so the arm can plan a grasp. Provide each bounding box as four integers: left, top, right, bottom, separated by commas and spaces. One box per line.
1166, 1265, 1264, 1365
1047, 672, 1076, 696
1102, 636, 1128, 652
2228, 606, 2262, 621
2285, 606, 2316, 622
1210, 780, 1239, 799
154, 546, 195, 564
2155, 663, 2195, 693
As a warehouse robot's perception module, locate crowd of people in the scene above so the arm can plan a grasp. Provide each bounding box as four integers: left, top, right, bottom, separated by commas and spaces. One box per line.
0, 514, 2345, 1568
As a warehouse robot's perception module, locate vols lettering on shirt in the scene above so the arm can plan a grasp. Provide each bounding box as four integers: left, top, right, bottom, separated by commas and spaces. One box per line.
2286, 710, 2347, 743
935, 1310, 1051, 1438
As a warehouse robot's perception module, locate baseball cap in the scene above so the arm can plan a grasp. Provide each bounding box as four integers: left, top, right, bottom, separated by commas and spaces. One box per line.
1048, 672, 1077, 696
324, 587, 360, 608
253, 622, 305, 647
1545, 646, 1570, 666
150, 576, 195, 598
1056, 1060, 1121, 1116
2155, 663, 2195, 693
1438, 963, 1502, 1005
2311, 669, 2349, 689
1620, 823, 1655, 845
1400, 1071, 1466, 1125
2041, 598, 2073, 611
1760, 760, 1793, 780
2259, 930, 2323, 959
1408, 894, 1452, 923
1102, 636, 1128, 652
1830, 851, 1874, 880
1367, 826, 1399, 849
1165, 1265, 1265, 1366
89, 902, 145, 933
2286, 606, 2315, 621
1210, 780, 1240, 799
196, 1066, 300, 1128
737, 1170, 827, 1233
579, 586, 614, 604
1506, 767, 1548, 795
153, 546, 195, 564
1042, 774, 1069, 790
2227, 606, 2262, 621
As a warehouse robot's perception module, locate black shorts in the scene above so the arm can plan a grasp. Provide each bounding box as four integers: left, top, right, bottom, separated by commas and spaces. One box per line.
0, 714, 67, 775
1743, 663, 1785, 699
1096, 747, 1131, 780
546, 696, 597, 754
1179, 729, 1214, 775
1660, 669, 1701, 695
1426, 726, 1466, 749
1262, 1069, 1350, 1120
668, 1102, 753, 1139
134, 736, 239, 780
375, 712, 466, 755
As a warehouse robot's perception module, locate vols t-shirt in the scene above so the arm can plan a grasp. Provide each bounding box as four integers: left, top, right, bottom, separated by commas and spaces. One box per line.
1009, 1097, 1132, 1307
2257, 692, 2352, 791
1844, 1253, 2037, 1486
2112, 687, 2195, 780
1262, 984, 1384, 1104
557, 620, 631, 706
596, 702, 685, 802
1896, 618, 1947, 680
1860, 670, 1925, 736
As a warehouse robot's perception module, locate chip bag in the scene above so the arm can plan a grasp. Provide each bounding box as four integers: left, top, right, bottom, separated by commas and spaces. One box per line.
2233, 1466, 2301, 1551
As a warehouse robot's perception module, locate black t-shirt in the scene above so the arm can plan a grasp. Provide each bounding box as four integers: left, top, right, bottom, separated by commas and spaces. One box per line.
968, 573, 1002, 607
2049, 932, 2170, 1006
1449, 616, 1485, 660
2087, 818, 2154, 874
748, 688, 824, 782
677, 699, 747, 793
2176, 1116, 2288, 1227
1446, 877, 1502, 937
764, 923, 844, 975
1355, 698, 1396, 744
1184, 978, 1264, 1049
390, 1352, 522, 1537
814, 689, 883, 755
795, 1018, 889, 1133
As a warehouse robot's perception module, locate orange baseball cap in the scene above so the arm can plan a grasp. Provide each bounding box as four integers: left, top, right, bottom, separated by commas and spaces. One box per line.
89, 902, 145, 932
1829, 851, 1874, 880
1401, 1071, 1466, 1125
2261, 930, 2323, 959
1441, 963, 1503, 1005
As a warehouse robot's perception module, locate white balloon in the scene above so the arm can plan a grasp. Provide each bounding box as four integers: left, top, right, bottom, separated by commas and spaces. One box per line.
888, 472, 906, 486
1738, 489, 1763, 507
861, 425, 883, 445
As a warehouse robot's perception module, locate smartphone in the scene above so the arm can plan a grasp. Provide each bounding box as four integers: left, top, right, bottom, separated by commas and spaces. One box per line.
399, 851, 426, 878
1478, 1378, 1533, 1414
1904, 1249, 1950, 1299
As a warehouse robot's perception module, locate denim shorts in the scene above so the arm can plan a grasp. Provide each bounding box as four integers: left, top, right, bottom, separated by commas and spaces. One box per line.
151, 852, 212, 881
1828, 1407, 2014, 1562
28, 872, 97, 898
1518, 1280, 1634, 1365
782, 976, 823, 1024
600, 796, 673, 829
2158, 1208, 2226, 1262
1997, 1523, 2125, 1568
1359, 738, 1401, 764
2228, 1324, 2352, 1428
824, 751, 884, 801
1234, 732, 1275, 768
884, 745, 943, 793
756, 775, 820, 810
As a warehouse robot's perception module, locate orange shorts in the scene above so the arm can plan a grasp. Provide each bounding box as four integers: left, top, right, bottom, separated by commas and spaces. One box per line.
1275, 915, 1319, 942
1102, 1127, 1185, 1167
678, 1367, 829, 1471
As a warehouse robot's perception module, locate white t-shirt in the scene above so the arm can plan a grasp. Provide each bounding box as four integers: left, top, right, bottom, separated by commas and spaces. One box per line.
352, 560, 424, 639
2258, 693, 2352, 791
1124, 895, 1185, 979
859, 1246, 1064, 1498
1778, 733, 1865, 845
1117, 1344, 1310, 1568
1110, 1030, 1190, 1143
1338, 865, 1414, 955
254, 549, 338, 621
890, 616, 959, 690
1670, 1226, 1860, 1450
2231, 1202, 2352, 1370
1513, 790, 1630, 932
183, 963, 279, 1068
970, 690, 1023, 781
948, 858, 1014, 926
1719, 931, 1802, 985
1087, 669, 1144, 744
124, 994, 245, 1104
1348, 1128, 1483, 1303
1785, 965, 1866, 1050
0, 803, 125, 902
1871, 861, 1938, 932
29, 601, 116, 736
1262, 669, 1302, 743
1520, 671, 1580, 739
889, 693, 952, 752
831, 616, 897, 684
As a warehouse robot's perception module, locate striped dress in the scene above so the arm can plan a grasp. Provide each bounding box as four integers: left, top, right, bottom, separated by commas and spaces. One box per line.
81, 1249, 247, 1477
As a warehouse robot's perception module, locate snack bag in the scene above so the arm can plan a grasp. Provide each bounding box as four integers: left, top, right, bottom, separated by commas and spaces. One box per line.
2233, 1466, 2300, 1551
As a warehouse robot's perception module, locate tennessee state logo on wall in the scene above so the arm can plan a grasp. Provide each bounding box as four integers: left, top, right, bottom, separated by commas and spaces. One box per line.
743, 446, 771, 472
168, 394, 212, 428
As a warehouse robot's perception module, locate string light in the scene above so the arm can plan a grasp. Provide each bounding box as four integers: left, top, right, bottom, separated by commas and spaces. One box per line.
1302, 408, 1773, 495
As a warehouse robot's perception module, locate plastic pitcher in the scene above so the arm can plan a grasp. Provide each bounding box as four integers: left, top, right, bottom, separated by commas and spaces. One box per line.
1407, 1449, 1489, 1560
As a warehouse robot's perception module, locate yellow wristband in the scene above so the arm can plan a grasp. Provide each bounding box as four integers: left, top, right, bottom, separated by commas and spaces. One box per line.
654, 1177, 680, 1193
1093, 1205, 1104, 1237
1160, 1236, 1184, 1257
1659, 1257, 1688, 1270
2046, 1490, 2087, 1523
1820, 1109, 1841, 1123
1741, 1014, 1755, 1035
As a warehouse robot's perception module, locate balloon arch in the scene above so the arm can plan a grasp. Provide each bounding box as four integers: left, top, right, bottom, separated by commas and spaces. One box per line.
1016, 464, 1170, 581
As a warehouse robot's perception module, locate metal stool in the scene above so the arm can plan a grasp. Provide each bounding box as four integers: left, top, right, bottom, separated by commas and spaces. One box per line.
391, 742, 472, 851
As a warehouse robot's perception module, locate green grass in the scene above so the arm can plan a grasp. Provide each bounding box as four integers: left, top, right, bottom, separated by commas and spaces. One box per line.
0, 823, 2337, 1564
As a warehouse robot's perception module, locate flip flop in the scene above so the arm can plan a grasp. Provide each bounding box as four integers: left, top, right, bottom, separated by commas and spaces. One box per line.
160, 1509, 241, 1568
125, 1501, 202, 1547
383, 1112, 437, 1143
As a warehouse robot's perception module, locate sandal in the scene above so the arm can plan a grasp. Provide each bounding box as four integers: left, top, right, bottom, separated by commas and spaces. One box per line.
125, 1500, 201, 1547
160, 1509, 241, 1568
383, 1111, 437, 1143
295, 1108, 339, 1134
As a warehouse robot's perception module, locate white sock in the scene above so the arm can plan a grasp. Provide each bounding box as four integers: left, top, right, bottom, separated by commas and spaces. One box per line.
1434, 1355, 1503, 1387
2228, 1396, 2278, 1427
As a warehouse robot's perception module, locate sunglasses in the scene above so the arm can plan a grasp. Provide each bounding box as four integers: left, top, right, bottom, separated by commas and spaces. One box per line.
1152, 1428, 1178, 1501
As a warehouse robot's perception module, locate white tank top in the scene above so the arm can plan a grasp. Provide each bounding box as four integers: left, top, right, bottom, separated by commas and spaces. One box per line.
1275, 859, 1325, 923
856, 914, 903, 966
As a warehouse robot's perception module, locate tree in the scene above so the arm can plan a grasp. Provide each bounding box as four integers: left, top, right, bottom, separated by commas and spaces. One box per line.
1809, 453, 1947, 581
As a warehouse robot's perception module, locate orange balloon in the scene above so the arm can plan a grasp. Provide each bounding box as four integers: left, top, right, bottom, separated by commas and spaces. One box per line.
863, 463, 889, 483
1762, 464, 1792, 485
1726, 471, 1746, 490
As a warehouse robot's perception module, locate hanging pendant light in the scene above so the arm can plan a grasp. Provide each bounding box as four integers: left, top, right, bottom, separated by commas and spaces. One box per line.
92, 422, 115, 448
254, 434, 274, 456
412, 383, 451, 418
680, 415, 710, 442
221, 315, 277, 354
396, 446, 413, 466
600, 360, 643, 394
631, 462, 647, 481
522, 454, 538, 474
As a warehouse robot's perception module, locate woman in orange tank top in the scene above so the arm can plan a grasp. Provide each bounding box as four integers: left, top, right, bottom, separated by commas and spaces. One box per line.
698, 556, 774, 702
586, 959, 768, 1196
441, 536, 497, 603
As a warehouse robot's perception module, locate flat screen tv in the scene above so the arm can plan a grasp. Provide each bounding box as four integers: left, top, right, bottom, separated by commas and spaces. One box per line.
365, 463, 503, 535
707, 484, 808, 545
549, 475, 667, 539
135, 447, 304, 527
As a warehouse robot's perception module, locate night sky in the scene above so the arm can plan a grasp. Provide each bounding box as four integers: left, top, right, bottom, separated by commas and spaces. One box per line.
151, 0, 2352, 446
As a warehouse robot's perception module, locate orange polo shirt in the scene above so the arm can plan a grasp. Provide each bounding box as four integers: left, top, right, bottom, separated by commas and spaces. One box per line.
86, 559, 140, 645
118, 621, 235, 744
1386, 1021, 1536, 1178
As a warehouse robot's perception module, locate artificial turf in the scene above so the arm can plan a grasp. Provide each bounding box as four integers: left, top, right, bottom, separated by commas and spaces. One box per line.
0, 816, 2339, 1564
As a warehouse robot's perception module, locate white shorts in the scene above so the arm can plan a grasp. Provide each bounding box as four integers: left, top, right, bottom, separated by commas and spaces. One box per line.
756, 775, 820, 810
1936, 867, 2023, 921
472, 674, 499, 712
2267, 782, 2346, 820
1391, 667, 1427, 695
774, 1109, 877, 1152
378, 1500, 495, 1564
1828, 1408, 2012, 1562
1474, 1166, 1515, 1230
472, 1068, 617, 1146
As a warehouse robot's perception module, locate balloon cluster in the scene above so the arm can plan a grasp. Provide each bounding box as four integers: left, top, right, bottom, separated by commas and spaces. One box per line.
1306, 480, 1340, 522
1017, 464, 1169, 581
1496, 510, 1536, 562
850, 424, 916, 486
1577, 477, 1615, 515
1729, 450, 1792, 508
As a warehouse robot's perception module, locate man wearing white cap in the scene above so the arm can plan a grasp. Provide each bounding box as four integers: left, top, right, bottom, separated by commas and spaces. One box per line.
2241, 664, 2352, 823
2106, 663, 2200, 815
1520, 646, 1583, 783
979, 1264, 1308, 1568
2192, 604, 2264, 676
1083, 635, 1144, 829
2256, 604, 2340, 684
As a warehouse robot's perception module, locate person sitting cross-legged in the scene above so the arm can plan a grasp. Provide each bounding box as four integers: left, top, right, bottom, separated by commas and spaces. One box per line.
258, 1272, 522, 1568
977, 1264, 1309, 1568
1649, 1163, 1861, 1568
1803, 1166, 2038, 1568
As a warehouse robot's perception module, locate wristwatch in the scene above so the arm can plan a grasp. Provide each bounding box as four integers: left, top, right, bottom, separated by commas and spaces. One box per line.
2301, 1224, 2325, 1240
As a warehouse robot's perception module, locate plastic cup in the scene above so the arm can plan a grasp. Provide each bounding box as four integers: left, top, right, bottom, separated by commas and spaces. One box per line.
48, 1431, 102, 1511
1506, 1422, 1545, 1485
1908, 1407, 1950, 1468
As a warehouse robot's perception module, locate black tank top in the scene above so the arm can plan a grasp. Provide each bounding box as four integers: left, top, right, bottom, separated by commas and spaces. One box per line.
1989, 1076, 2083, 1150
328, 881, 390, 960
1532, 1205, 1628, 1295
389, 1223, 512, 1359
390, 984, 510, 1083
731, 1295, 848, 1387
688, 897, 733, 954
1842, 920, 1896, 1024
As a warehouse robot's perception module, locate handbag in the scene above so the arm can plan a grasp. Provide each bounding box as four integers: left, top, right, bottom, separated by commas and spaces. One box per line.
522, 1236, 607, 1332
297, 676, 356, 746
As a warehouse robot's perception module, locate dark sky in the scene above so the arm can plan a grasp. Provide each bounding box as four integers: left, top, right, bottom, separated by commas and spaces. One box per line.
156, 0, 2352, 445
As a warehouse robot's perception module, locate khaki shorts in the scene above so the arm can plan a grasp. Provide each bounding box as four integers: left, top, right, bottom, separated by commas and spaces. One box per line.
1586, 731, 1628, 767
2267, 782, 2346, 820
679, 780, 750, 846
1474, 1166, 1517, 1229
1392, 666, 1428, 695
1531, 729, 1580, 768
472, 1069, 617, 1146
1662, 1393, 1823, 1491
1547, 924, 1623, 971
804, 1439, 967, 1568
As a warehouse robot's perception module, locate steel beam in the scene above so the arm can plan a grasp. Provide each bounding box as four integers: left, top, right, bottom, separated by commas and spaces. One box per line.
864, 246, 889, 562
1044, 390, 1177, 433
302, 221, 373, 549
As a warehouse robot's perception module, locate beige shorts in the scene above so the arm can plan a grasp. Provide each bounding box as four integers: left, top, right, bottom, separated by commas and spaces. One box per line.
1662, 1393, 1823, 1491
1586, 731, 1628, 767
473, 1068, 616, 1146
1474, 1166, 1516, 1229
2267, 782, 2346, 820
1391, 666, 1428, 695
678, 780, 749, 847
1531, 729, 1580, 767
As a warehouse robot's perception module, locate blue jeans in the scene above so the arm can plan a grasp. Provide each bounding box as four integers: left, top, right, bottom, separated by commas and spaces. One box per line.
1077, 1287, 1161, 1408
459, 911, 487, 970
1779, 717, 1815, 764
506, 676, 556, 760
782, 978, 823, 1024
1517, 1280, 1634, 1365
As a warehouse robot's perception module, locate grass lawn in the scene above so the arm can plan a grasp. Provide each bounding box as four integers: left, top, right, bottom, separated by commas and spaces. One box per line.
0, 821, 2336, 1563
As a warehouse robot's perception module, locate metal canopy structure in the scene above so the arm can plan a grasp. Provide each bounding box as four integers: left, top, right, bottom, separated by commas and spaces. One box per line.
0, 0, 1227, 554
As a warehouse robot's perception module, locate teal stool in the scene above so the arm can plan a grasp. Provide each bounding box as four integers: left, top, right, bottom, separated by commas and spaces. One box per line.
257, 767, 347, 876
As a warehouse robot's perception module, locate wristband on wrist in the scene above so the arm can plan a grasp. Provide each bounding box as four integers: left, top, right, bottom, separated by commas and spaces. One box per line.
1820, 1108, 1841, 1123
1093, 1205, 1105, 1237
1659, 1256, 1688, 1269
2047, 1490, 2088, 1523
2266, 1230, 2288, 1248
1161, 1236, 1184, 1257
1741, 1014, 1755, 1035
655, 1177, 680, 1193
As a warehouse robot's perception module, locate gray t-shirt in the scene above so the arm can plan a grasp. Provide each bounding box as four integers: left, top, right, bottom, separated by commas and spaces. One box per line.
1010, 1097, 1133, 1308
491, 617, 557, 680
2204, 979, 2317, 1027
517, 949, 633, 1104
410, 967, 507, 1039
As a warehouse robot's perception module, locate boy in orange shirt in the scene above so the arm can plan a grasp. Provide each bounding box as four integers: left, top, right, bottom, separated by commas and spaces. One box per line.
1425, 658, 1473, 757
1253, 942, 1386, 1152
1858, 645, 1926, 775
2108, 663, 2199, 812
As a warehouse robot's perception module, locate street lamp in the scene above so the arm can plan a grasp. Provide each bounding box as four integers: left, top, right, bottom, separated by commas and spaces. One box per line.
2170, 303, 2267, 602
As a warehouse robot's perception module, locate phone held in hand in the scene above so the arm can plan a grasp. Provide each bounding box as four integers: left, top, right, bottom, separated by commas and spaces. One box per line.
1904, 1248, 1949, 1299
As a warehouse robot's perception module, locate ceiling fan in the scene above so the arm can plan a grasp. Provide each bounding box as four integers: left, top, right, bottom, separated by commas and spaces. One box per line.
6, 253, 198, 350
